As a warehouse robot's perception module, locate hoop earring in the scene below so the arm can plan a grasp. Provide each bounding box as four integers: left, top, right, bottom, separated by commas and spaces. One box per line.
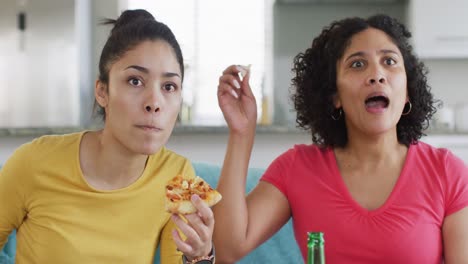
402, 101, 412, 116
331, 108, 343, 121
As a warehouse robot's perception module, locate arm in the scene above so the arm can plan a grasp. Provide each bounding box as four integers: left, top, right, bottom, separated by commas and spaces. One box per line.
0, 144, 31, 247
442, 151, 468, 263
213, 65, 291, 263
443, 207, 468, 263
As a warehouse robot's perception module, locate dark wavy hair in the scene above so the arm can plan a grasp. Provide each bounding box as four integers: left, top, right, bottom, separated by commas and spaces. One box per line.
291, 14, 439, 147
94, 9, 184, 121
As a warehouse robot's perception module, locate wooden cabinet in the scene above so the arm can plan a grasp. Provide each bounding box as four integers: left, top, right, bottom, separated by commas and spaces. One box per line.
408, 0, 468, 58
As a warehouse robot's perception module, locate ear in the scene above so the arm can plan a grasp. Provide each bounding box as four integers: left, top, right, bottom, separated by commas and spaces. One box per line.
95, 80, 109, 108
332, 93, 342, 109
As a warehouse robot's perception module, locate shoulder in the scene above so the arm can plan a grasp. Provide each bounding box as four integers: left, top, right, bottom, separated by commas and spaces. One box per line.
267, 144, 328, 172
411, 141, 467, 186
32, 132, 83, 151
412, 141, 464, 167
278, 144, 325, 159
148, 147, 195, 179
157, 147, 192, 165
283, 144, 330, 165
6, 132, 81, 165
293, 144, 329, 156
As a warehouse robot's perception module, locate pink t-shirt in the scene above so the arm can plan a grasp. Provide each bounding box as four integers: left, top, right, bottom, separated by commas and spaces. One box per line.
261, 142, 468, 264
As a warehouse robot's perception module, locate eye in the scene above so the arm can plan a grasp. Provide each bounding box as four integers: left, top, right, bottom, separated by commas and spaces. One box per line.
350, 60, 365, 68
163, 83, 177, 92
384, 57, 396, 65
128, 77, 143, 87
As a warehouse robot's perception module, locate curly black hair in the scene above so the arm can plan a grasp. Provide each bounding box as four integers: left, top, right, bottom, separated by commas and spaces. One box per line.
291, 14, 439, 147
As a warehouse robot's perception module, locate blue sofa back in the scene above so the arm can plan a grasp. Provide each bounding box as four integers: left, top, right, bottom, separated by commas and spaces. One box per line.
0, 163, 302, 263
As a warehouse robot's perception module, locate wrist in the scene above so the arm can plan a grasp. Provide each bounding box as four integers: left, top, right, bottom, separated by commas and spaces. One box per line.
228, 122, 256, 138
182, 246, 215, 264
228, 130, 255, 145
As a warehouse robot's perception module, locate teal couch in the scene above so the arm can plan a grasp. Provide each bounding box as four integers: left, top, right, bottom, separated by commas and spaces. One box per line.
1, 163, 302, 263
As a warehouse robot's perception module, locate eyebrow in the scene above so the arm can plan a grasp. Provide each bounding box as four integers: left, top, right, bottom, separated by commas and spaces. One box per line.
124, 65, 181, 78
344, 49, 399, 62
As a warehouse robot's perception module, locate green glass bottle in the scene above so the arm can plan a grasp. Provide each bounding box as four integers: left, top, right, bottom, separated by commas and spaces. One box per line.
307, 232, 325, 264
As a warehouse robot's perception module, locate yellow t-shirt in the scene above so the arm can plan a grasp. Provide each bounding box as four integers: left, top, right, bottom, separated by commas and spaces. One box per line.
0, 132, 195, 263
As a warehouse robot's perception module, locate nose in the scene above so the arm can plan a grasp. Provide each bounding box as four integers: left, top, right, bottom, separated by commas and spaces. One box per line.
145, 105, 159, 113
367, 65, 386, 85
368, 77, 385, 85
144, 88, 161, 113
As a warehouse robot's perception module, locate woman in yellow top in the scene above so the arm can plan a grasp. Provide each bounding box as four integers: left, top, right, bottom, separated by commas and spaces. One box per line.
0, 9, 214, 264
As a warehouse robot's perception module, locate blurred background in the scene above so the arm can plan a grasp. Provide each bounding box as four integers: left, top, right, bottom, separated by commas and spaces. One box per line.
1, 0, 468, 167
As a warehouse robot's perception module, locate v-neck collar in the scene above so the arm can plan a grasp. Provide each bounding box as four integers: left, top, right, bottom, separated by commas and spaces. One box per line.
327, 144, 415, 217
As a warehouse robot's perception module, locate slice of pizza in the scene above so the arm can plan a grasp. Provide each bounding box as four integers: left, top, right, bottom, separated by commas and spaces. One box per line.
165, 175, 222, 214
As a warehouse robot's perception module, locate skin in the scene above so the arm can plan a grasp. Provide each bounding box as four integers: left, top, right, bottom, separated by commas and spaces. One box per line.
80, 40, 213, 260
333, 28, 409, 211
213, 28, 468, 263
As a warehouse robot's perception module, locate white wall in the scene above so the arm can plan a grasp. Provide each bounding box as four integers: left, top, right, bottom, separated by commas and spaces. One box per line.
423, 59, 468, 107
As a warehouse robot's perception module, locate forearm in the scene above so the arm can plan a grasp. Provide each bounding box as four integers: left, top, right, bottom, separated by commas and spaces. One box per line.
213, 132, 255, 261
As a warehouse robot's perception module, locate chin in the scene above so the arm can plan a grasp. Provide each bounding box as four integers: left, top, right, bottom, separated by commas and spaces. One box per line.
134, 132, 171, 155
367, 125, 397, 135
138, 143, 165, 155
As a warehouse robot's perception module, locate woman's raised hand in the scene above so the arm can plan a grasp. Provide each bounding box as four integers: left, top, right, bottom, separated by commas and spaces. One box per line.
217, 65, 257, 135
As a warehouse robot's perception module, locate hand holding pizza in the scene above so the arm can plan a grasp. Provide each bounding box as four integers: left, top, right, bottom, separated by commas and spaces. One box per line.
166, 175, 221, 261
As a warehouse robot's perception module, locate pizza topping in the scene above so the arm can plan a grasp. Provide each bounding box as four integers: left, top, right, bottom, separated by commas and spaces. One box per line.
165, 174, 222, 214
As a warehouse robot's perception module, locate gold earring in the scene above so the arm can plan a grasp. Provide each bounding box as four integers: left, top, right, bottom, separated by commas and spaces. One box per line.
402, 101, 412, 116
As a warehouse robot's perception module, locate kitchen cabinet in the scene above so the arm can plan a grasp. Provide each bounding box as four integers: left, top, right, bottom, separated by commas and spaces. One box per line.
408, 0, 468, 58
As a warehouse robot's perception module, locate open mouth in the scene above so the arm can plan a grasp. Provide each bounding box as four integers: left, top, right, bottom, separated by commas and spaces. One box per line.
365, 94, 389, 109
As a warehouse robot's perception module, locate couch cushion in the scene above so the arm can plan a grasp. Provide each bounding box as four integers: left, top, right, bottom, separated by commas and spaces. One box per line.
0, 231, 15, 264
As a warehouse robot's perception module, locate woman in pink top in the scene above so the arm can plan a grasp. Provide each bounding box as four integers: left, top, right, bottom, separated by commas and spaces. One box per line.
213, 14, 468, 263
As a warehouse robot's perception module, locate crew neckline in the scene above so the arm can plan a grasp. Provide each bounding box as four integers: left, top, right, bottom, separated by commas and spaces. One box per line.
74, 131, 156, 193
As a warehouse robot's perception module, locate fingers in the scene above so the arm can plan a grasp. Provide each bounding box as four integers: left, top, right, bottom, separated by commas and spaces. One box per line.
170, 195, 215, 258
190, 195, 215, 227
184, 214, 210, 242
172, 228, 193, 253
219, 64, 253, 99
218, 74, 241, 99
187, 195, 214, 233
171, 214, 202, 255
171, 214, 201, 243
236, 64, 254, 98
222, 64, 242, 75
171, 195, 214, 242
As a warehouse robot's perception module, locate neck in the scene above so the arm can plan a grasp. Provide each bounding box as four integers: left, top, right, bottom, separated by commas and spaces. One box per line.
87, 130, 149, 189
337, 127, 407, 168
